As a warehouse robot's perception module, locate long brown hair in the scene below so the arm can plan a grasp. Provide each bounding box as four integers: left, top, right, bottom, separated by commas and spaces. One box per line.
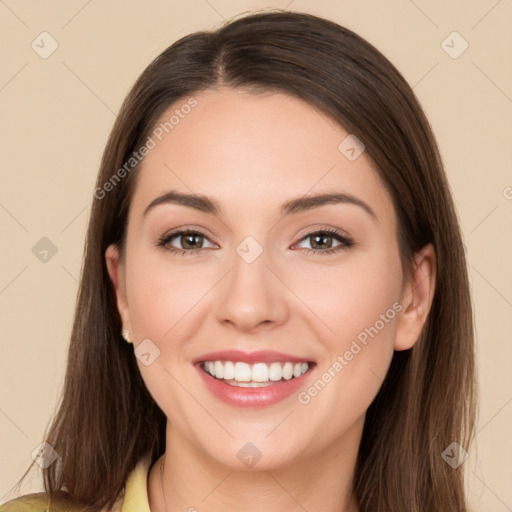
7, 10, 477, 512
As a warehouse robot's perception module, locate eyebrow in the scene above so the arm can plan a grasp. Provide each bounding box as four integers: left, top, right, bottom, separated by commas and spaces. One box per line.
143, 190, 377, 221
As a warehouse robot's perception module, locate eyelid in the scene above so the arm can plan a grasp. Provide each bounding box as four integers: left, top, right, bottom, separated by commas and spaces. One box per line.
157, 224, 218, 242
293, 224, 353, 243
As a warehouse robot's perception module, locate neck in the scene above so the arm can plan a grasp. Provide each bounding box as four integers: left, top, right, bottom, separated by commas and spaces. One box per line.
148, 418, 363, 512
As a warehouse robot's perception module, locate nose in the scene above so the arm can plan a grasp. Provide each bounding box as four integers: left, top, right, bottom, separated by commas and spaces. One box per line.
215, 244, 290, 333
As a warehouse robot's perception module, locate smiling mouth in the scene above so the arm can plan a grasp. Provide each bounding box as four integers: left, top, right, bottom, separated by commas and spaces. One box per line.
199, 360, 313, 387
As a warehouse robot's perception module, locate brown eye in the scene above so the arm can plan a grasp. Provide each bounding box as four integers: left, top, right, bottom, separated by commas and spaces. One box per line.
177, 233, 205, 250
294, 229, 354, 255
309, 233, 335, 250
157, 230, 215, 255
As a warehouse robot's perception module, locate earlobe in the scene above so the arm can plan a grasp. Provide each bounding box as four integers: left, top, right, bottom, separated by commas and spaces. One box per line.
105, 244, 132, 333
394, 243, 436, 351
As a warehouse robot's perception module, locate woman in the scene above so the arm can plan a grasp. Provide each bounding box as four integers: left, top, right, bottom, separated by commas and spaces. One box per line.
3, 10, 476, 512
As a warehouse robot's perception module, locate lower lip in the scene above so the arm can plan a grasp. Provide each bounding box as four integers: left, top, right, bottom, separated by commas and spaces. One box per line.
195, 364, 314, 408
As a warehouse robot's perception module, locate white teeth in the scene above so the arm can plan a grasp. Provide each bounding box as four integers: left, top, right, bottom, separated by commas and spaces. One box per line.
214, 361, 224, 379
251, 363, 269, 382
202, 360, 310, 384
226, 381, 273, 388
282, 362, 293, 380
269, 362, 282, 381
234, 362, 251, 382
223, 361, 235, 380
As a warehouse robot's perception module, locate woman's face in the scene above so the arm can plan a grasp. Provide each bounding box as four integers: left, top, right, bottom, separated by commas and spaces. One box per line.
106, 87, 424, 470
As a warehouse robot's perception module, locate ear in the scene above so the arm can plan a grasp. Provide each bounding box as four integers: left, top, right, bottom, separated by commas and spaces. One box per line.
105, 244, 132, 334
394, 243, 436, 351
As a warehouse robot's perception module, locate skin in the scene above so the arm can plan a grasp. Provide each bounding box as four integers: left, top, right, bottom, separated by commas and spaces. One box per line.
105, 87, 436, 512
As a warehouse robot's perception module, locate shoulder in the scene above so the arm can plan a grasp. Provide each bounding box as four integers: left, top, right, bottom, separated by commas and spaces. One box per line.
0, 492, 123, 512
0, 492, 72, 511
0, 456, 151, 512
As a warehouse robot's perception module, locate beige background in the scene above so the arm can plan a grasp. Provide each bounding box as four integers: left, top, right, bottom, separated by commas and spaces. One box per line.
1, 1, 511, 510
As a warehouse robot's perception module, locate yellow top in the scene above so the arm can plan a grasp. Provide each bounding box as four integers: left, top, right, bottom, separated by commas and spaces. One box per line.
119, 456, 152, 512
0, 457, 152, 512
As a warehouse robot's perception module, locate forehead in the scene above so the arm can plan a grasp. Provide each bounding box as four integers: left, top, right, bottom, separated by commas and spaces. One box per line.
129, 87, 394, 224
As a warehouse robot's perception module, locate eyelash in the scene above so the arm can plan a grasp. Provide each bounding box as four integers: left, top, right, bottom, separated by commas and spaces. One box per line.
155, 227, 355, 257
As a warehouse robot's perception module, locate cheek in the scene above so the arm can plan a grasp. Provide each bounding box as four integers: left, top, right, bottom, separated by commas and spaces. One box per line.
123, 249, 211, 429
291, 246, 403, 348
124, 246, 211, 343
292, 248, 403, 436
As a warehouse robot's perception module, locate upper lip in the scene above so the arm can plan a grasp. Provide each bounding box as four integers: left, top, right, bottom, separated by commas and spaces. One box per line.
193, 350, 314, 365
